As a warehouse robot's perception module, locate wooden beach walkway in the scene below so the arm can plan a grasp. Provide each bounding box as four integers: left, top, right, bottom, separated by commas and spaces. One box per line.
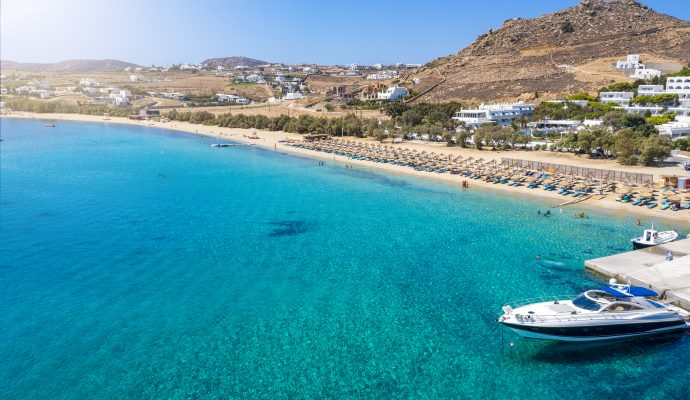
585, 238, 690, 310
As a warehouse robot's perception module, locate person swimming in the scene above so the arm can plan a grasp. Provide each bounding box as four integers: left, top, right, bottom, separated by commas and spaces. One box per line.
544, 210, 551, 216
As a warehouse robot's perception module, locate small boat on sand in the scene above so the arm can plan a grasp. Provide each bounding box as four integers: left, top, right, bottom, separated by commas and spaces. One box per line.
631, 225, 678, 250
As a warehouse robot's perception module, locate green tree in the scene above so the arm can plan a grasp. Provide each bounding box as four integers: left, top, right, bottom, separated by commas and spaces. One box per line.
613, 128, 641, 165
639, 135, 672, 166
382, 102, 410, 119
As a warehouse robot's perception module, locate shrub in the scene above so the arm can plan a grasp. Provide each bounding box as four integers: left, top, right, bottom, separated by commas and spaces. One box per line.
561, 20, 574, 33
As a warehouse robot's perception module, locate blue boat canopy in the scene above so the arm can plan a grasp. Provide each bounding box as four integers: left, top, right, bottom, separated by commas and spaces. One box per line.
628, 286, 658, 297
601, 286, 658, 298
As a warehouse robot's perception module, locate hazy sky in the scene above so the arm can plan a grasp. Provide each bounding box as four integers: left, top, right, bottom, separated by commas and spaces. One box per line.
1, 0, 688, 66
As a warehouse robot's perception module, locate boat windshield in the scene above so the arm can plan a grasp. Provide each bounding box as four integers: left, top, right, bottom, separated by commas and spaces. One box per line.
572, 294, 601, 311
645, 299, 666, 309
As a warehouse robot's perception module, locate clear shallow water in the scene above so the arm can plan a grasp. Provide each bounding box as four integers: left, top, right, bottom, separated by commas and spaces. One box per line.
1, 118, 689, 399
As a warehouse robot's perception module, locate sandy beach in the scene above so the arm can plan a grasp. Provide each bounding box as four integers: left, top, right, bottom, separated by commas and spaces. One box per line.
3, 111, 690, 226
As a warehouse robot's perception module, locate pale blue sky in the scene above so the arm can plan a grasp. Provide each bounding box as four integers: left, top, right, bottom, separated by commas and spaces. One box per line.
1, 0, 688, 66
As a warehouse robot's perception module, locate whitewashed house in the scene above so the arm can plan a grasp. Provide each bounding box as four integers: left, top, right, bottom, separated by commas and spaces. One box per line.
245, 74, 266, 84
656, 117, 690, 139
527, 120, 582, 135
616, 54, 643, 69
666, 76, 690, 107
377, 86, 408, 101
216, 93, 250, 104
631, 68, 661, 80
79, 78, 97, 86
637, 85, 666, 96
453, 102, 535, 129
599, 91, 634, 106
283, 91, 303, 100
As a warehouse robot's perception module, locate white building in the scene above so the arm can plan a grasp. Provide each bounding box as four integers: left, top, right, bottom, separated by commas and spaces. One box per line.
637, 85, 666, 96
283, 91, 303, 100
453, 102, 535, 129
366, 70, 398, 80
129, 75, 140, 82
614, 77, 690, 116
79, 78, 97, 86
527, 120, 582, 135
599, 91, 634, 106
108, 93, 129, 105
216, 93, 250, 104
375, 86, 408, 101
616, 54, 643, 70
244, 74, 266, 84
666, 76, 690, 107
657, 117, 690, 139
624, 105, 665, 116
631, 68, 661, 80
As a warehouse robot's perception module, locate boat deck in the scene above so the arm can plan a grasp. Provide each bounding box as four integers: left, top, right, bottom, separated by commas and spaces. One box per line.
585, 238, 690, 311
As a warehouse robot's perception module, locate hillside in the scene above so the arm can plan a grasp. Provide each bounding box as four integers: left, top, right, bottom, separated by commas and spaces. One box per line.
411, 0, 690, 103
201, 56, 270, 69
0, 59, 140, 72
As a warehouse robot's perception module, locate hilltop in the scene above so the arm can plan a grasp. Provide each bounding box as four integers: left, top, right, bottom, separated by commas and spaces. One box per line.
201, 56, 270, 69
0, 59, 140, 72
410, 0, 690, 103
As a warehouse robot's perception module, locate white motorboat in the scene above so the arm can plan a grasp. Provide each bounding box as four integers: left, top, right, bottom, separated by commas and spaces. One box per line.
631, 225, 678, 250
499, 282, 689, 342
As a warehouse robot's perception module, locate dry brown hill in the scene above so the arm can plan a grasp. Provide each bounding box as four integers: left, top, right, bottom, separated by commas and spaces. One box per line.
411, 0, 690, 103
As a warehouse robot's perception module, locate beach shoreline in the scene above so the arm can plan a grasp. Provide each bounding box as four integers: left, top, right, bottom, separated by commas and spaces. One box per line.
3, 111, 690, 226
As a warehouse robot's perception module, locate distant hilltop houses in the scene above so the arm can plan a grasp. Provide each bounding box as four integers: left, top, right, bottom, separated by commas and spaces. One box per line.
614, 54, 662, 80
454, 73, 690, 140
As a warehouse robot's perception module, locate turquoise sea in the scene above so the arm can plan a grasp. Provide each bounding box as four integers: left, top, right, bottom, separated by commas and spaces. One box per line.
1, 118, 689, 399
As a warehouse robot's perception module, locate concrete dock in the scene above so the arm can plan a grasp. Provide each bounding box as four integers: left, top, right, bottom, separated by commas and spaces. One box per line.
585, 238, 690, 310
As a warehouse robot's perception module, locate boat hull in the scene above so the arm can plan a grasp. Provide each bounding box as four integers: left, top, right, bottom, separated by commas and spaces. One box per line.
632, 241, 657, 250
502, 319, 689, 342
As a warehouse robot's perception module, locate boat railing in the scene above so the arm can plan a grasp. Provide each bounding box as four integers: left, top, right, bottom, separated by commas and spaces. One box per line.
513, 310, 668, 324
506, 295, 576, 309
